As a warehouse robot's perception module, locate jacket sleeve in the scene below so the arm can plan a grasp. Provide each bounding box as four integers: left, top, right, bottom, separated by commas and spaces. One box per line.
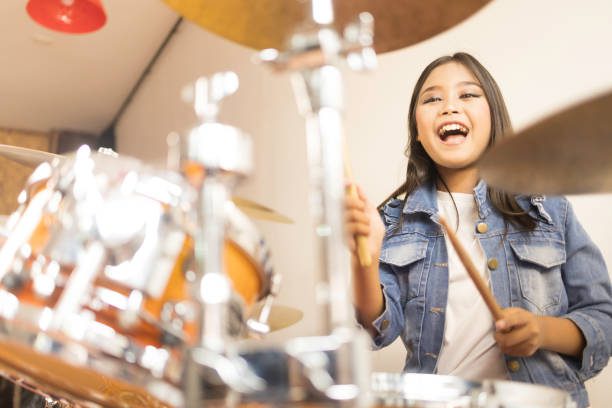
370, 261, 405, 349
369, 205, 406, 350
560, 199, 612, 381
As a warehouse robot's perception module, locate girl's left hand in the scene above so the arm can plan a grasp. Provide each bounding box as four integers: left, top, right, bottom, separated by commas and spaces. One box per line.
494, 307, 544, 357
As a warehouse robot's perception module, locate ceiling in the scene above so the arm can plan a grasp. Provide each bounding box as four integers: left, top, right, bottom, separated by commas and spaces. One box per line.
0, 0, 179, 135
0, 0, 497, 140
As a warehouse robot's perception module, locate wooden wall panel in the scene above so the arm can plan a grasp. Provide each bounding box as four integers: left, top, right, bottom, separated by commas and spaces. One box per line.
0, 128, 56, 215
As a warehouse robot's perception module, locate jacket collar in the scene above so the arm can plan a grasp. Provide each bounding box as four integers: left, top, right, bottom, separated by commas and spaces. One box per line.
403, 179, 492, 220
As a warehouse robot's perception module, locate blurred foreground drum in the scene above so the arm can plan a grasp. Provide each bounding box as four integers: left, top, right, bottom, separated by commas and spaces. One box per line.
372, 373, 478, 407
371, 373, 575, 408
477, 380, 576, 408
0, 147, 272, 406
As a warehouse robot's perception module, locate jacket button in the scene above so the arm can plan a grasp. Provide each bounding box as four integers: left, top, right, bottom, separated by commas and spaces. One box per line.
507, 360, 521, 372
476, 222, 488, 233
487, 258, 499, 270
380, 319, 390, 330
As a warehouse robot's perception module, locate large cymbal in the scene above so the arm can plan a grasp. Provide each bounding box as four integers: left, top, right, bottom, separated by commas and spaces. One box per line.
0, 144, 64, 167
479, 90, 612, 195
161, 0, 490, 54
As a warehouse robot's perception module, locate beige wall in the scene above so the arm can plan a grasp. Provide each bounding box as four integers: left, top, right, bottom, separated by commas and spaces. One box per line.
118, 0, 612, 406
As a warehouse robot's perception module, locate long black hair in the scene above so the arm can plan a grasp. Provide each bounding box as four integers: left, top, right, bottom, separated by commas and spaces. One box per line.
381, 52, 535, 229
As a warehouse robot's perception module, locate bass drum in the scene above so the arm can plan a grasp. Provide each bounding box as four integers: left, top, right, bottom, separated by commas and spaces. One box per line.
0, 146, 273, 407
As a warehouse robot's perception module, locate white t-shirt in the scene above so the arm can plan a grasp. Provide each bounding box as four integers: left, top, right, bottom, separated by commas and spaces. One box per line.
435, 191, 508, 381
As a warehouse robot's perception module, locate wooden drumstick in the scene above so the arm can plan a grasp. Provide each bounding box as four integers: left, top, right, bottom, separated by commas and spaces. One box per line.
343, 153, 372, 268
438, 216, 504, 320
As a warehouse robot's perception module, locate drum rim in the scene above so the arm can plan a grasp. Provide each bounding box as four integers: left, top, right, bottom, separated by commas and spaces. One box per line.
0, 297, 180, 407
480, 379, 574, 404
371, 372, 574, 407
371, 372, 480, 406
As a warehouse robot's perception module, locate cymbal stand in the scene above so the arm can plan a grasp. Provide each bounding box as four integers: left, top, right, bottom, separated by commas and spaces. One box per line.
254, 0, 378, 405
180, 72, 256, 406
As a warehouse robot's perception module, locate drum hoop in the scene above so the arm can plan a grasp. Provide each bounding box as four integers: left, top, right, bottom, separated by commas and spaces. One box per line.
0, 298, 180, 406
371, 372, 480, 406
481, 379, 574, 405
371, 372, 574, 408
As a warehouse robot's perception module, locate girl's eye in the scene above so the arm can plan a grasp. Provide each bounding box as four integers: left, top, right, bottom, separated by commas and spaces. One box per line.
460, 93, 481, 99
422, 96, 441, 104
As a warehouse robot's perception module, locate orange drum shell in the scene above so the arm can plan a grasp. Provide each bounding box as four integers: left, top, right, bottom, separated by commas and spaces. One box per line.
11, 232, 263, 350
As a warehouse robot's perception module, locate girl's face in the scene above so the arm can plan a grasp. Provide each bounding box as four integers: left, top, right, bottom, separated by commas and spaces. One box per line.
415, 61, 491, 172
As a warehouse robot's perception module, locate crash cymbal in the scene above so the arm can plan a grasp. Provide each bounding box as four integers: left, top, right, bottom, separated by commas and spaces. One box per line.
232, 196, 293, 223
479, 89, 612, 195
0, 144, 64, 167
162, 0, 490, 54
248, 303, 303, 332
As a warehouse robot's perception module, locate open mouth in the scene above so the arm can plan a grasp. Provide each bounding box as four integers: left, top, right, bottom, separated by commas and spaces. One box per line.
437, 123, 469, 144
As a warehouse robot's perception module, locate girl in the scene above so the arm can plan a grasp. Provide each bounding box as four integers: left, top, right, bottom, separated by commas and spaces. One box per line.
346, 52, 612, 407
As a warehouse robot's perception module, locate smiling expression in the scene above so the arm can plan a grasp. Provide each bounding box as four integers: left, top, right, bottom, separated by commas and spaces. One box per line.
415, 61, 492, 172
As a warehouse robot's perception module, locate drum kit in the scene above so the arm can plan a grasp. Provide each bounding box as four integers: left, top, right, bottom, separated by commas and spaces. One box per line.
0, 0, 606, 406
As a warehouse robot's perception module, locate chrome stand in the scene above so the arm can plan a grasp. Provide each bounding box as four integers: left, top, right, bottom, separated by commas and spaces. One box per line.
244, 1, 378, 406
180, 72, 255, 407
180, 2, 378, 405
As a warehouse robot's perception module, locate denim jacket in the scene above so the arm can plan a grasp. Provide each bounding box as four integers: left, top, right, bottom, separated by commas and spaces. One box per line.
372, 180, 612, 408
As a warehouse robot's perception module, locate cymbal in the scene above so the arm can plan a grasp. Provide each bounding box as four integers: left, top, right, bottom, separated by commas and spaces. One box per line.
479, 90, 612, 195
0, 144, 63, 167
248, 303, 303, 332
161, 0, 490, 54
232, 196, 293, 224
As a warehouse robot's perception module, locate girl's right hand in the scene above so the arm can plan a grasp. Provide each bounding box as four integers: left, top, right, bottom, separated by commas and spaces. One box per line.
344, 183, 385, 264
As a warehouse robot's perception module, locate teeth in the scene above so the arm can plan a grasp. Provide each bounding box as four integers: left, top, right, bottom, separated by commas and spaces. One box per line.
438, 123, 468, 136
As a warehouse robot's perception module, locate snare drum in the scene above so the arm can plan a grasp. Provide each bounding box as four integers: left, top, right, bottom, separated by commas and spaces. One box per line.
372, 372, 479, 407
0, 147, 273, 406
371, 373, 576, 408
477, 380, 576, 408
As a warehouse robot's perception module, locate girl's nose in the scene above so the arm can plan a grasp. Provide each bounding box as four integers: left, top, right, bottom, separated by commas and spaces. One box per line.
441, 97, 460, 115
441, 104, 459, 116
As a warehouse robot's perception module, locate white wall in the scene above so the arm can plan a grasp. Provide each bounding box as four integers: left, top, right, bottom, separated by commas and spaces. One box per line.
118, 1, 612, 406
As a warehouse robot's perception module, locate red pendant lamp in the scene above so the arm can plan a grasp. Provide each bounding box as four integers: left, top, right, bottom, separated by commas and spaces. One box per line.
26, 0, 106, 34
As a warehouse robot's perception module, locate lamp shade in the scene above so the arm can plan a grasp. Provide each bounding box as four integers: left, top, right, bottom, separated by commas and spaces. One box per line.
26, 0, 106, 34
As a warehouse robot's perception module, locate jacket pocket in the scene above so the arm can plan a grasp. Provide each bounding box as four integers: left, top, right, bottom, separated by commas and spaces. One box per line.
380, 236, 428, 299
509, 239, 565, 312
